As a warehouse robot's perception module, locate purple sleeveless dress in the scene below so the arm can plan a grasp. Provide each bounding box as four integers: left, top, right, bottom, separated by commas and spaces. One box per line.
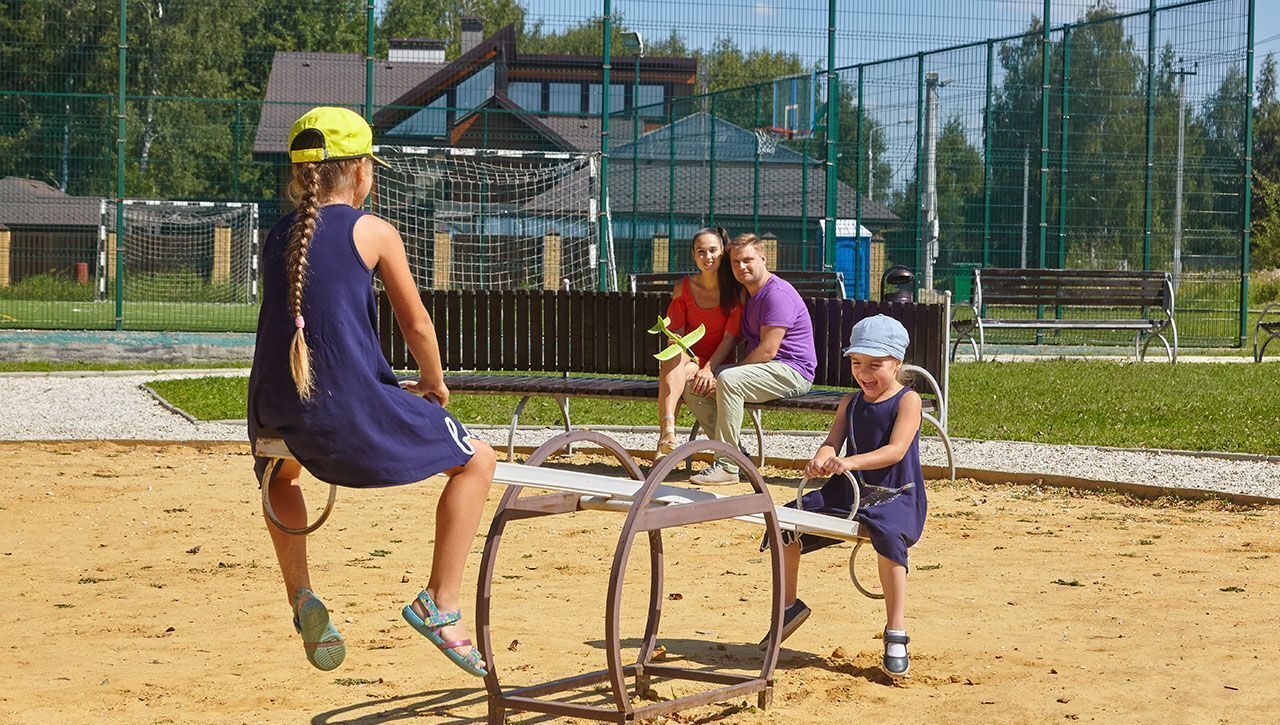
764, 386, 927, 568
248, 204, 475, 487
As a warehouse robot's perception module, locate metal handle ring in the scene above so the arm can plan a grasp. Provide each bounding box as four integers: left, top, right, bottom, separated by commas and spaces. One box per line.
261, 458, 337, 536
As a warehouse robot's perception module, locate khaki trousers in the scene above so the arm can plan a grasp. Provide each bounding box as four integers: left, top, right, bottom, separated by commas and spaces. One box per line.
682, 361, 811, 474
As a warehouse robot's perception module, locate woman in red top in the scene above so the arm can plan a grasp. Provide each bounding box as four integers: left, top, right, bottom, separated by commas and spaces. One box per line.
656, 227, 744, 456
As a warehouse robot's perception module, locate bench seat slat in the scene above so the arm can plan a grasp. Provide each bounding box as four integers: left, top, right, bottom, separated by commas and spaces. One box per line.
981, 318, 1163, 330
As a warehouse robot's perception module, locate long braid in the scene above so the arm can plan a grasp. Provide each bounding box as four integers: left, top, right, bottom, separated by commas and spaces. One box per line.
286, 161, 321, 399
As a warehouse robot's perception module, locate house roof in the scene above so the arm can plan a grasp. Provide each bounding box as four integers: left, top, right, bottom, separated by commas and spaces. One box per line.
253, 52, 447, 155
522, 161, 897, 226
0, 177, 101, 227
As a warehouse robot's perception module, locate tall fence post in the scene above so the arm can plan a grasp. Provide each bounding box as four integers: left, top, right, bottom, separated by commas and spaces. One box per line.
1241, 0, 1256, 345
365, 0, 374, 121
114, 0, 127, 331
1143, 0, 1157, 272
600, 0, 614, 290
823, 0, 839, 269
854, 65, 863, 274
753, 84, 761, 236
709, 94, 717, 226
1038, 0, 1052, 270
915, 53, 925, 293
1058, 25, 1071, 268
667, 100, 675, 269
983, 40, 993, 268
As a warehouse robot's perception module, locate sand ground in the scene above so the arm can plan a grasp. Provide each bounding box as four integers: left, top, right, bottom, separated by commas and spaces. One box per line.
1, 441, 1277, 724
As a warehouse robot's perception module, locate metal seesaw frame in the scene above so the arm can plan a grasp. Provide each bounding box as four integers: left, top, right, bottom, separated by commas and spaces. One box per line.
476, 431, 787, 724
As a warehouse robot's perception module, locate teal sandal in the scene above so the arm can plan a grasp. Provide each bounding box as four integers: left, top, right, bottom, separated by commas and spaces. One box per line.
293, 588, 346, 671
401, 590, 488, 677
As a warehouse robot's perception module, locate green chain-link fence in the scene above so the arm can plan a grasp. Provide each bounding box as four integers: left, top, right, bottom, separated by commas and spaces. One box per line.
0, 0, 1255, 346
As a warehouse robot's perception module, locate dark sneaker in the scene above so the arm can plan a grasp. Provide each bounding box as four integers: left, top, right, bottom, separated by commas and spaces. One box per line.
758, 598, 812, 650
882, 629, 910, 678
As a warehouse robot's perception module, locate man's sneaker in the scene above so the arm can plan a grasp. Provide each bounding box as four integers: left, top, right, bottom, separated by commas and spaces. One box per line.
758, 598, 812, 650
882, 629, 910, 678
689, 464, 739, 486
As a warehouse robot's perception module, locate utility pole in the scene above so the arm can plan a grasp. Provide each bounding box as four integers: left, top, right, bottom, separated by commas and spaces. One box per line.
1021, 147, 1030, 269
1172, 59, 1198, 291
924, 72, 941, 292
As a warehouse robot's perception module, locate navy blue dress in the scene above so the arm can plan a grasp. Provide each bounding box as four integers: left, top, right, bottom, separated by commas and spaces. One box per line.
765, 386, 927, 568
248, 204, 475, 487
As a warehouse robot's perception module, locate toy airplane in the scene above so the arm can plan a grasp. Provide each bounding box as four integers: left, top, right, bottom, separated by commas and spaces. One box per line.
647, 316, 705, 362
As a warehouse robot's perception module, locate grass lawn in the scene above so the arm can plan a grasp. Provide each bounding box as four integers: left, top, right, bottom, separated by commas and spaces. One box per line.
0, 361, 249, 373
147, 360, 1280, 455
0, 300, 259, 332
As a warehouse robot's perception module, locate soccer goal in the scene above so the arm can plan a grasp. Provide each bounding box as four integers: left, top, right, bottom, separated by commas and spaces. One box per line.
372, 146, 611, 291
97, 200, 259, 304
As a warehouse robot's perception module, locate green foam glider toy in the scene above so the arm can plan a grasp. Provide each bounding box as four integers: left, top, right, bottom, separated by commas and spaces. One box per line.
647, 316, 705, 362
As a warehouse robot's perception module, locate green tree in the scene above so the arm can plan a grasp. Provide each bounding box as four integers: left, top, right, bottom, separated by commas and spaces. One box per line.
380, 0, 525, 58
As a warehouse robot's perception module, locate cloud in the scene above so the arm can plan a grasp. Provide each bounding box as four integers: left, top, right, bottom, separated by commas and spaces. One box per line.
753, 2, 776, 18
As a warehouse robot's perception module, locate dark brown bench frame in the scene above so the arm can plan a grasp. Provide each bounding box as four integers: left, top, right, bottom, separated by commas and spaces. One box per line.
950, 268, 1178, 363
1254, 303, 1280, 362
629, 270, 847, 299
377, 288, 954, 478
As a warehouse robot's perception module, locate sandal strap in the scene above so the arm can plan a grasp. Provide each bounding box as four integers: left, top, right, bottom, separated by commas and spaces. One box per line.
415, 590, 462, 628
883, 632, 910, 645
437, 638, 473, 650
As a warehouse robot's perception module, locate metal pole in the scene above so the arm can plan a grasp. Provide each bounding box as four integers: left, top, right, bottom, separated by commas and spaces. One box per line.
600, 0, 613, 290
983, 40, 993, 268
1038, 0, 1051, 269
667, 100, 675, 270
924, 71, 939, 293
854, 64, 864, 273
232, 100, 242, 198
753, 84, 761, 236
1058, 26, 1070, 269
802, 133, 810, 267
823, 0, 838, 269
114, 0, 127, 331
1172, 60, 1197, 291
632, 53, 640, 272
915, 53, 925, 289
365, 0, 375, 121
1241, 0, 1256, 345
1142, 0, 1156, 271
1021, 147, 1030, 269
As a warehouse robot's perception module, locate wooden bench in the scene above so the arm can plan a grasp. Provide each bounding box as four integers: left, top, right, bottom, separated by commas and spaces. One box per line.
950, 268, 1178, 363
377, 288, 954, 478
629, 270, 847, 299
1254, 303, 1280, 362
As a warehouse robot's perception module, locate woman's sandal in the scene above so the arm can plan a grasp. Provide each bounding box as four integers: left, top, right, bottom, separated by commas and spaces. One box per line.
401, 589, 488, 677
656, 415, 678, 459
294, 588, 346, 671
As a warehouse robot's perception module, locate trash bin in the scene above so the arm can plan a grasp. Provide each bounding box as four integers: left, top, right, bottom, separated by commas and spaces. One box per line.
950, 263, 980, 303
74, 262, 89, 285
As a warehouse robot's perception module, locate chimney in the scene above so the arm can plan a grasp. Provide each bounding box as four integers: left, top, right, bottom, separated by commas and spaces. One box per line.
461, 16, 484, 55
388, 38, 446, 64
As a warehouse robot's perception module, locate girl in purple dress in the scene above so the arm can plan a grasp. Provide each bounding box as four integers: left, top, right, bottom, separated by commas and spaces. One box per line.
249, 108, 494, 677
764, 314, 927, 678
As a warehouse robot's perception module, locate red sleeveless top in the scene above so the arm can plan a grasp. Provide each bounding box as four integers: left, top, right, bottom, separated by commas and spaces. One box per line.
665, 276, 742, 363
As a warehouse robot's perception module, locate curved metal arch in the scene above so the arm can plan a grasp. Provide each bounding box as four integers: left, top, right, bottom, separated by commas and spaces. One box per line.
260, 456, 337, 536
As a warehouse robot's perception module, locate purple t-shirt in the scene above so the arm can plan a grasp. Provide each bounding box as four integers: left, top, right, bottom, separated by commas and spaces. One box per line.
742, 274, 817, 382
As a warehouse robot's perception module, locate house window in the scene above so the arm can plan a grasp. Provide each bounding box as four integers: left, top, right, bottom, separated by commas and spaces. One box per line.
508, 81, 543, 112
455, 63, 495, 113
635, 85, 665, 115
587, 84, 625, 115
389, 95, 448, 137
548, 82, 581, 114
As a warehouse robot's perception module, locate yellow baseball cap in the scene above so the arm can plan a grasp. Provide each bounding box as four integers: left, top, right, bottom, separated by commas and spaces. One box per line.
287, 107, 389, 168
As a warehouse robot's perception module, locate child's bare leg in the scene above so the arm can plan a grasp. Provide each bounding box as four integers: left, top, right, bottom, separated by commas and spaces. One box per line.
264, 460, 311, 606
415, 440, 496, 660
878, 555, 908, 631
782, 540, 801, 608
657, 356, 696, 445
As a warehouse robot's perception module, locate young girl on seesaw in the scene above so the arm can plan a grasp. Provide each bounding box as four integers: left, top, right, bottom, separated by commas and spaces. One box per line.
766, 314, 927, 678
248, 107, 493, 677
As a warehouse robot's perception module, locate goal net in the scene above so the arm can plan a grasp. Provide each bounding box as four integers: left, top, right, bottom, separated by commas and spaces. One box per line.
98, 200, 259, 304
372, 146, 609, 291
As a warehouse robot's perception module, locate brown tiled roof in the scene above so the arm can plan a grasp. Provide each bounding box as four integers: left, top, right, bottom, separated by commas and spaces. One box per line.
0, 177, 102, 227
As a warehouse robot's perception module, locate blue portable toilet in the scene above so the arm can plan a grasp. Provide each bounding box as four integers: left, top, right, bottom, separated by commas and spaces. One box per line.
820, 219, 874, 299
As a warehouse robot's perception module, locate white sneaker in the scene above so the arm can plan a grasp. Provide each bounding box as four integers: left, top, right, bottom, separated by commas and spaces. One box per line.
689, 464, 739, 486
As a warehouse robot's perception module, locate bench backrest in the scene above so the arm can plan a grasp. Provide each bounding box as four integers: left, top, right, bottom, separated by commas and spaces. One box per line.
975, 268, 1173, 312
630, 270, 847, 299
377, 289, 949, 402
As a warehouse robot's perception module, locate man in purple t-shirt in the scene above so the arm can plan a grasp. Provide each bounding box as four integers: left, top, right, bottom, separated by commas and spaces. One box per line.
683, 234, 815, 485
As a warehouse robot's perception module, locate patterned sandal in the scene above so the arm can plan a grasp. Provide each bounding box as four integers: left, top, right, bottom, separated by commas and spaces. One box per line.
401, 590, 488, 677
656, 415, 678, 459
293, 588, 346, 671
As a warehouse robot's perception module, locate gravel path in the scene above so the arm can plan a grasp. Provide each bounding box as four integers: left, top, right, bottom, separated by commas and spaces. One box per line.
3, 371, 1277, 500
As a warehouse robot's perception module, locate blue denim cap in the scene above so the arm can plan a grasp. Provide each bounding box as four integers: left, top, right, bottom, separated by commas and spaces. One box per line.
843, 314, 909, 360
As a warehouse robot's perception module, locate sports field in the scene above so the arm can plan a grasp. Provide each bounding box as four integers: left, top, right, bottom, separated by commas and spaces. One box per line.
2, 441, 1275, 723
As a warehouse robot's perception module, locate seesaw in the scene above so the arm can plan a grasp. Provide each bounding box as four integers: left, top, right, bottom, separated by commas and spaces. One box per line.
255, 430, 878, 723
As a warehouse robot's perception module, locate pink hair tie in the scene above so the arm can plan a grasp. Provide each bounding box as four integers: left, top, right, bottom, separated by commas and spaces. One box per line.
294, 315, 305, 329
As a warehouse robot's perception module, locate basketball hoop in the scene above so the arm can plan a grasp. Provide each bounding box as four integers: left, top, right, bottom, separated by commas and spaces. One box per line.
754, 127, 791, 156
